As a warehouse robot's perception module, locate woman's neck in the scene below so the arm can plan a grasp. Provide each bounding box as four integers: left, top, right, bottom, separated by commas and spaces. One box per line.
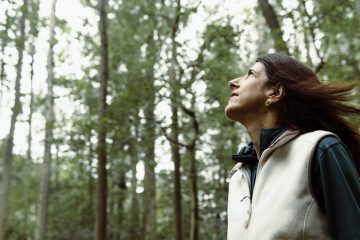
244, 113, 280, 158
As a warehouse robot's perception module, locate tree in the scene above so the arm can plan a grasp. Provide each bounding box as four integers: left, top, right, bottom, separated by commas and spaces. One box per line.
0, 9, 11, 117
27, 0, 40, 162
258, 0, 289, 54
143, 30, 158, 240
169, 1, 183, 239
34, 0, 56, 239
0, 0, 27, 238
96, 0, 109, 238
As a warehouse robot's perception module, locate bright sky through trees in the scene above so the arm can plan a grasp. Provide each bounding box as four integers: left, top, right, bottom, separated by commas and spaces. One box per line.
0, 0, 257, 160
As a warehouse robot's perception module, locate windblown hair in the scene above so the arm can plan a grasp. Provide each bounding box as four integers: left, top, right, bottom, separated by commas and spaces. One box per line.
256, 53, 360, 174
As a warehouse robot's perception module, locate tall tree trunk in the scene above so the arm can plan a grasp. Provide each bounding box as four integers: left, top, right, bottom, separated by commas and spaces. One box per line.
34, 0, 56, 239
170, 1, 183, 240
181, 104, 200, 240
116, 169, 126, 240
143, 98, 157, 240
86, 134, 95, 232
0, 1, 27, 239
257, 0, 289, 54
188, 145, 199, 240
0, 9, 10, 118
27, 42, 35, 162
143, 33, 157, 240
129, 142, 140, 239
24, 28, 37, 240
96, 0, 109, 239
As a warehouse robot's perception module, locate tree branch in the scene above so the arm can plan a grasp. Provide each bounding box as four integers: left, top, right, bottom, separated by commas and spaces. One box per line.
157, 118, 188, 148
300, 0, 326, 73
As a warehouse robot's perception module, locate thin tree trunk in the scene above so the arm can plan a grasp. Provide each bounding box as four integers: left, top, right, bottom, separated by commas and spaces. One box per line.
299, 0, 325, 72
116, 170, 126, 240
96, 0, 109, 239
34, 0, 56, 239
86, 134, 95, 231
0, 9, 10, 118
0, 1, 27, 239
143, 100, 157, 240
180, 103, 200, 240
188, 145, 199, 240
27, 42, 35, 161
170, 1, 183, 240
143, 32, 157, 240
129, 142, 140, 239
24, 33, 36, 240
257, 0, 289, 54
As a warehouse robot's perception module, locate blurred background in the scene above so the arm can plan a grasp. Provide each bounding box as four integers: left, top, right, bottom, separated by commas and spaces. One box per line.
0, 0, 359, 239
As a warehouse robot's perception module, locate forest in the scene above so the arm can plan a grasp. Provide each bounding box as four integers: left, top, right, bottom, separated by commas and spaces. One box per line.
0, 0, 359, 239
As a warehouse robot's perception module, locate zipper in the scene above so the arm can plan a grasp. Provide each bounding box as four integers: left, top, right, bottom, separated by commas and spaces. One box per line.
245, 130, 300, 232
238, 167, 252, 236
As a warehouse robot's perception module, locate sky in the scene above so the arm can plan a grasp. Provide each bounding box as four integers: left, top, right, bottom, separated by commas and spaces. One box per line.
0, 0, 98, 159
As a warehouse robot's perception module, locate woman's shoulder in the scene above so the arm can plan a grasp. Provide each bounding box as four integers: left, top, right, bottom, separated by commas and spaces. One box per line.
317, 134, 349, 155
315, 134, 354, 166
318, 134, 342, 147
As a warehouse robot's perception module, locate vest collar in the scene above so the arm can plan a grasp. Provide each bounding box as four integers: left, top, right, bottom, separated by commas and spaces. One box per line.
259, 127, 286, 156
230, 128, 301, 173
259, 129, 301, 163
232, 127, 287, 163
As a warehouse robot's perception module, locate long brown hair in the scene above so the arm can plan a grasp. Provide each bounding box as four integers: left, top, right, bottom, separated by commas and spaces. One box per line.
256, 53, 360, 173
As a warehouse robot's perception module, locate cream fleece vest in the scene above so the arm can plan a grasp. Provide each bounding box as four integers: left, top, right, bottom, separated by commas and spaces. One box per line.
227, 130, 334, 240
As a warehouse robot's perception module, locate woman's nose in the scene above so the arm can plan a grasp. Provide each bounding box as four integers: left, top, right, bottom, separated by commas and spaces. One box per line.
228, 78, 240, 90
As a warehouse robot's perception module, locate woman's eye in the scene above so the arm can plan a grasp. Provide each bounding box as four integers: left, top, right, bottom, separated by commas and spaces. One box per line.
246, 70, 253, 78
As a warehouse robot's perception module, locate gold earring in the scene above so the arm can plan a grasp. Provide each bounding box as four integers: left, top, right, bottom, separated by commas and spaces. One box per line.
265, 99, 272, 106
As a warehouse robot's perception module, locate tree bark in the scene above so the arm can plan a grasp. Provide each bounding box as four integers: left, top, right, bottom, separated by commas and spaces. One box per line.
143, 32, 158, 240
96, 0, 109, 239
27, 0, 40, 162
170, 1, 183, 240
0, 9, 10, 118
27, 41, 35, 162
0, 1, 27, 239
129, 143, 141, 240
188, 145, 199, 240
34, 0, 56, 239
257, 0, 289, 54
85, 134, 95, 231
143, 94, 157, 240
181, 104, 200, 240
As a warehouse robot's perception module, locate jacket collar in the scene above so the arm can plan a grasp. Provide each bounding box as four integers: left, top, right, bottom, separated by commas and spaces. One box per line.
232, 128, 300, 164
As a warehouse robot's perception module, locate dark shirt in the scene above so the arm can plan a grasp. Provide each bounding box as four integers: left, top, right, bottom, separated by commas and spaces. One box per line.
232, 128, 360, 239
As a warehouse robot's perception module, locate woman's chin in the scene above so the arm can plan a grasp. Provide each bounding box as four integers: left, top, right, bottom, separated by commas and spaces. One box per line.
224, 106, 238, 121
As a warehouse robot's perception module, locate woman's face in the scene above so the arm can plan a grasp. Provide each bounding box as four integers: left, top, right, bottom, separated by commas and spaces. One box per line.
225, 62, 271, 122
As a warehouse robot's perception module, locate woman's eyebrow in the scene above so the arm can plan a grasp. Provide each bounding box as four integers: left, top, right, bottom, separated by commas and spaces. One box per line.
249, 68, 259, 76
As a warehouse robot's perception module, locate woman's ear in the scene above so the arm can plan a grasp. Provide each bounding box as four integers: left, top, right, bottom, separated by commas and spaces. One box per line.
267, 83, 285, 103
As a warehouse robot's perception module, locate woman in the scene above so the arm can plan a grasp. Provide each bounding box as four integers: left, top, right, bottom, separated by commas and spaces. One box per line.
225, 53, 360, 240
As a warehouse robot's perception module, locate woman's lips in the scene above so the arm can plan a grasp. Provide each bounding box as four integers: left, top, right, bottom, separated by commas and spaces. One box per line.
231, 92, 238, 97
